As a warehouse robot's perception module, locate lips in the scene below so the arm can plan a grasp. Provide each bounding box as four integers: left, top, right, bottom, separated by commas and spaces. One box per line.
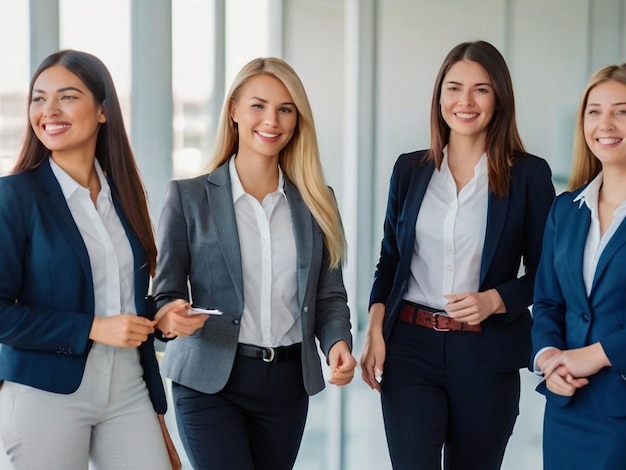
455, 112, 479, 120
43, 123, 71, 134
596, 137, 622, 145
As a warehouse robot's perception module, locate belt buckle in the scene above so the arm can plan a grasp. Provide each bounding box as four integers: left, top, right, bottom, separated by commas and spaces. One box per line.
432, 311, 450, 332
262, 347, 275, 362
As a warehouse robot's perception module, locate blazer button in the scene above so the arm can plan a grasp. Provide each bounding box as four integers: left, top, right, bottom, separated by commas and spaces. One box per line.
582, 313, 591, 322
303, 306, 309, 313
233, 319, 240, 325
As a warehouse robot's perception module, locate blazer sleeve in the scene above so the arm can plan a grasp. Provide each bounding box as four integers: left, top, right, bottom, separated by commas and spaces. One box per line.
369, 155, 407, 306
153, 180, 192, 306
492, 156, 555, 324
0, 176, 93, 354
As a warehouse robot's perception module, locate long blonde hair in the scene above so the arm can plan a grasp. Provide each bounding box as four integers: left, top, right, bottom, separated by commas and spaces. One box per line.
568, 63, 626, 191
208, 57, 346, 269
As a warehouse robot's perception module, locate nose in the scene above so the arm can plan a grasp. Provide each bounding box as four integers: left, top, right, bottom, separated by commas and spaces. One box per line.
459, 89, 474, 106
42, 100, 59, 118
263, 108, 279, 127
598, 112, 615, 130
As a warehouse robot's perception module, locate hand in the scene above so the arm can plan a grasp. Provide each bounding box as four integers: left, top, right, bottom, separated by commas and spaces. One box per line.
155, 299, 210, 339
540, 343, 610, 380
360, 302, 386, 392
328, 340, 357, 386
89, 314, 156, 348
545, 364, 589, 396
444, 289, 504, 325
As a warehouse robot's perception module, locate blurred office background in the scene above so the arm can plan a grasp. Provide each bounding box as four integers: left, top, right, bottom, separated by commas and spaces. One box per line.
1, 0, 625, 468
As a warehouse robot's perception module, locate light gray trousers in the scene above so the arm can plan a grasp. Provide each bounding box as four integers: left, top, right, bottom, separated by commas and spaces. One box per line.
0, 344, 171, 470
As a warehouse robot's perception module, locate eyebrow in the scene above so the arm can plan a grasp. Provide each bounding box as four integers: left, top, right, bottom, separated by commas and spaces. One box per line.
444, 80, 493, 87
249, 96, 295, 106
586, 101, 626, 107
32, 86, 85, 94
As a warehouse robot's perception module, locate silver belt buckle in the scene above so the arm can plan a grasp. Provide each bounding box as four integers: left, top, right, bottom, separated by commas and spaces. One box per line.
432, 311, 450, 332
262, 347, 276, 362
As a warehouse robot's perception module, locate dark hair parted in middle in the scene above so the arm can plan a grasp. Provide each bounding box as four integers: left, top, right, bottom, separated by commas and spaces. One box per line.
425, 40, 525, 197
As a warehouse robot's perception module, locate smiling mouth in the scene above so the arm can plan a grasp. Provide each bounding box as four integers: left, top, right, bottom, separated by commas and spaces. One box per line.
455, 112, 478, 119
257, 131, 280, 138
44, 123, 70, 132
597, 137, 622, 145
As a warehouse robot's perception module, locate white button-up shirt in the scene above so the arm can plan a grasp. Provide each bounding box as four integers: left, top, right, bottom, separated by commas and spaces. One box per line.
404, 148, 489, 310
50, 158, 135, 318
229, 157, 300, 347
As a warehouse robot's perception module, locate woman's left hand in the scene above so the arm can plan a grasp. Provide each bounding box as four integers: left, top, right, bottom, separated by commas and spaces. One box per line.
443, 289, 505, 325
155, 299, 209, 339
328, 340, 357, 386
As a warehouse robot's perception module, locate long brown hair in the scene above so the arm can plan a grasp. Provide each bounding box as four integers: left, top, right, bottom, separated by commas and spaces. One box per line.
425, 40, 526, 197
567, 63, 626, 191
208, 57, 346, 268
13, 50, 157, 275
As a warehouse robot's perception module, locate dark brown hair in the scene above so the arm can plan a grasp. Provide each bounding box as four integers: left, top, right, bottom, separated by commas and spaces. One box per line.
13, 50, 157, 275
425, 40, 526, 197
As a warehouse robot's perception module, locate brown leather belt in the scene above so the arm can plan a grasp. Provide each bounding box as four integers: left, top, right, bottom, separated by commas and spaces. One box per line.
398, 302, 482, 333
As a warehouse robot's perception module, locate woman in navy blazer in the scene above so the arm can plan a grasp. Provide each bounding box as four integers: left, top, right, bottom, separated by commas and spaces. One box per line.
0, 50, 179, 469
360, 41, 555, 469
532, 64, 626, 469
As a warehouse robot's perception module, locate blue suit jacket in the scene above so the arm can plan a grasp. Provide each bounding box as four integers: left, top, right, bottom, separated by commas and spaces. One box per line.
370, 150, 555, 372
0, 159, 167, 413
152, 161, 353, 396
532, 186, 626, 416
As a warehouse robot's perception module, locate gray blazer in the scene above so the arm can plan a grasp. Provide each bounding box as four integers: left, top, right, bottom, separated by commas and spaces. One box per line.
153, 162, 352, 396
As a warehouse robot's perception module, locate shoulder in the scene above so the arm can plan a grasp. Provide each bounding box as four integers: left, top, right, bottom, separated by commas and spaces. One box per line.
394, 149, 429, 170
0, 169, 39, 198
510, 152, 552, 174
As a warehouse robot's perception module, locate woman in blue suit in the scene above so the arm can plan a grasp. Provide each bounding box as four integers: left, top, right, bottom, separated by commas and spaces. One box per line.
532, 63, 626, 469
360, 40, 555, 469
0, 50, 181, 469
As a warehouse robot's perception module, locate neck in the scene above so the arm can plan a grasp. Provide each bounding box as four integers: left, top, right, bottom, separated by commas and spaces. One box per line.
51, 153, 98, 188
446, 136, 485, 169
234, 153, 279, 201
599, 167, 626, 207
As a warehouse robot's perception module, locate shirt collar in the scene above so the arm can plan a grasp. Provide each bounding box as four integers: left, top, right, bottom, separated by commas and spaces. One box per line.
573, 172, 602, 211
228, 156, 285, 204
49, 157, 111, 202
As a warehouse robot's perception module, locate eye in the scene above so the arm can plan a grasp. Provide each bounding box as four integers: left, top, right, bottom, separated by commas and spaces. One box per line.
31, 96, 44, 103
279, 106, 294, 114
446, 86, 460, 92
60, 94, 78, 100
476, 87, 490, 94
251, 103, 264, 109
586, 109, 599, 115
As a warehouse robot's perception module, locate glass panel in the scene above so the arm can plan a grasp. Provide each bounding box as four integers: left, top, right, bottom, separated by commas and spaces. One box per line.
0, 0, 30, 175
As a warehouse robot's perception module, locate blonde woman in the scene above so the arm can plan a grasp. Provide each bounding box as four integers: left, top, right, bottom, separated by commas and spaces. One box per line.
532, 63, 626, 469
152, 57, 356, 470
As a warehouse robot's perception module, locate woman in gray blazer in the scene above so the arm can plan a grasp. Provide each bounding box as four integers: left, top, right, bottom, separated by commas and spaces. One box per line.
152, 57, 356, 470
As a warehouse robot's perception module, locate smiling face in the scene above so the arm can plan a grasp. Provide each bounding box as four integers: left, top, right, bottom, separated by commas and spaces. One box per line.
29, 64, 106, 162
584, 80, 626, 169
439, 59, 496, 144
229, 74, 298, 163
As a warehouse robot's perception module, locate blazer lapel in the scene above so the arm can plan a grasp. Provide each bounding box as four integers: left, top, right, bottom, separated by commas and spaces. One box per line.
591, 216, 626, 292
36, 160, 92, 281
398, 162, 435, 261
206, 164, 245, 305
285, 179, 312, 309
564, 202, 591, 301
480, 192, 508, 284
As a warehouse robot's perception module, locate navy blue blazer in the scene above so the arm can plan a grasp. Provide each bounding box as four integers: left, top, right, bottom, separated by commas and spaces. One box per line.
370, 150, 555, 372
532, 186, 626, 416
0, 159, 167, 413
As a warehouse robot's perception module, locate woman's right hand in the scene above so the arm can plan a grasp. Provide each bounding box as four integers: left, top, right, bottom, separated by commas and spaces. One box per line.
89, 314, 157, 348
360, 302, 387, 392
155, 299, 210, 339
